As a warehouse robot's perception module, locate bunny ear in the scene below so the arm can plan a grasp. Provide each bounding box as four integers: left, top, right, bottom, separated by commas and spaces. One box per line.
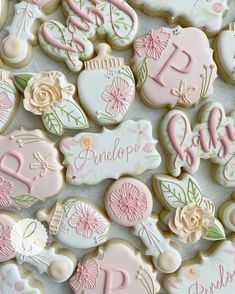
13, 73, 35, 92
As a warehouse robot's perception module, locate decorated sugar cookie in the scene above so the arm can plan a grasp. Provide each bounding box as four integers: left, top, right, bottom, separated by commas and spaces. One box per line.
219, 192, 235, 232
0, 211, 77, 283
130, 0, 229, 36
78, 43, 135, 126
214, 22, 235, 84
153, 173, 225, 244
0, 261, 45, 294
160, 101, 235, 187
0, 0, 9, 30
164, 234, 235, 294
0, 70, 19, 133
36, 197, 111, 249
38, 0, 139, 72
132, 26, 217, 108
0, 0, 60, 67
60, 120, 161, 185
70, 239, 161, 294
105, 177, 182, 273
0, 128, 64, 208
14, 71, 89, 136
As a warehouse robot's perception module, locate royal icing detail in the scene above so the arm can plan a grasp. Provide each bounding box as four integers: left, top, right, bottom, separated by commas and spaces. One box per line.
0, 0, 9, 30
153, 173, 225, 244
214, 23, 235, 83
0, 70, 19, 133
14, 71, 89, 136
0, 128, 64, 208
164, 234, 235, 294
130, 0, 229, 35
78, 43, 135, 125
219, 192, 235, 232
105, 177, 182, 273
59, 120, 161, 185
132, 26, 217, 108
160, 101, 235, 187
36, 197, 111, 249
38, 0, 139, 72
0, 0, 60, 67
70, 239, 161, 294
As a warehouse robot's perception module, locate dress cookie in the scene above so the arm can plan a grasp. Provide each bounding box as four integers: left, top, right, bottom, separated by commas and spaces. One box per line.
160, 101, 235, 187
0, 70, 19, 133
59, 120, 161, 185
132, 26, 217, 108
69, 239, 161, 294
219, 192, 235, 232
153, 173, 225, 244
164, 234, 235, 294
0, 0, 9, 30
0, 128, 64, 208
14, 71, 89, 136
38, 0, 139, 72
78, 43, 135, 126
36, 197, 111, 249
0, 0, 60, 67
129, 0, 229, 36
105, 177, 182, 273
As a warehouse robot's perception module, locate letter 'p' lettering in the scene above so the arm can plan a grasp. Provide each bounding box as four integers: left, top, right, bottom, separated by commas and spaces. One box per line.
102, 268, 130, 294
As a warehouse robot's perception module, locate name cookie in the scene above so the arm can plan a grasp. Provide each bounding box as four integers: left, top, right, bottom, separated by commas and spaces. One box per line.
0, 128, 64, 208
130, 0, 229, 36
132, 26, 217, 108
105, 177, 182, 273
164, 234, 235, 294
219, 192, 235, 232
153, 173, 225, 244
38, 0, 139, 72
59, 120, 161, 185
160, 101, 235, 187
0, 0, 60, 67
69, 239, 161, 294
14, 71, 89, 136
36, 197, 111, 249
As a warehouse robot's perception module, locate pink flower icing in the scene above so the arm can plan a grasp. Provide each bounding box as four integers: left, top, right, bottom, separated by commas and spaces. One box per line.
0, 222, 14, 257
0, 176, 13, 207
213, 3, 223, 13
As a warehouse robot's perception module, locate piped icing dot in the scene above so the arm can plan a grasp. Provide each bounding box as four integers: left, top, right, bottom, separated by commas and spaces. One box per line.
2, 35, 22, 58
156, 251, 181, 273
48, 261, 68, 281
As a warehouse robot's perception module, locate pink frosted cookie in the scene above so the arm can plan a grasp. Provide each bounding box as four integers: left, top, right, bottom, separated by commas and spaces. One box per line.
105, 177, 182, 273
36, 197, 111, 249
132, 26, 217, 108
69, 239, 161, 294
0, 128, 64, 208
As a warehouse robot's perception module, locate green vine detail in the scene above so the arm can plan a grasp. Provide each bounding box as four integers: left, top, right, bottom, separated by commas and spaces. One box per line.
137, 57, 148, 87
96, 111, 118, 123
64, 199, 77, 216
13, 195, 40, 208
121, 66, 135, 83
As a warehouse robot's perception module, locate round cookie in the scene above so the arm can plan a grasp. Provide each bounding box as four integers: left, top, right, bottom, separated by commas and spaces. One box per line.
219, 192, 235, 231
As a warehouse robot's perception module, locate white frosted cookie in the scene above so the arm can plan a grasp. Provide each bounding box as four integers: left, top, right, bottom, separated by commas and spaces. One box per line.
219, 192, 235, 232
0, 0, 9, 30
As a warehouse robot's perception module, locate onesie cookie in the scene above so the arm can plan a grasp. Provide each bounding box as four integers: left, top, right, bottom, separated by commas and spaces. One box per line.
132, 26, 217, 108
129, 0, 229, 36
36, 197, 111, 249
59, 120, 161, 185
153, 173, 225, 244
164, 234, 235, 294
160, 101, 235, 187
219, 192, 235, 232
78, 43, 135, 126
0, 70, 19, 133
0, 0, 9, 30
38, 0, 139, 72
69, 239, 161, 294
105, 177, 182, 273
0, 128, 64, 208
0, 0, 60, 67
14, 71, 89, 136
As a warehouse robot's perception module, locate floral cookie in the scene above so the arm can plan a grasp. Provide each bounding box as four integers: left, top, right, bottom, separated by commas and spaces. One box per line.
14, 71, 89, 136
160, 101, 235, 187
0, 128, 64, 208
132, 26, 217, 108
164, 234, 235, 294
0, 0, 60, 67
59, 120, 161, 185
0, 211, 77, 283
36, 197, 111, 249
214, 23, 235, 84
69, 239, 161, 294
129, 0, 229, 36
0, 70, 19, 133
0, 0, 9, 30
153, 173, 225, 244
105, 177, 182, 273
38, 0, 139, 72
78, 43, 135, 126
219, 192, 235, 232
0, 261, 45, 294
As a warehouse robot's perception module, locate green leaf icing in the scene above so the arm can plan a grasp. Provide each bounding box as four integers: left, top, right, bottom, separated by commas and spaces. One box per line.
206, 221, 225, 240
13, 73, 34, 91
42, 111, 63, 136
159, 180, 187, 208
137, 57, 148, 87
13, 195, 39, 208
187, 177, 203, 206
